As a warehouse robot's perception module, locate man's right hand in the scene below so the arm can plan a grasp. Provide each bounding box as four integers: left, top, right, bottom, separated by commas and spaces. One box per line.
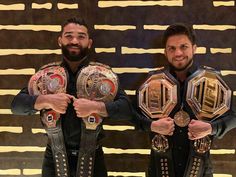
34, 93, 73, 114
150, 117, 175, 136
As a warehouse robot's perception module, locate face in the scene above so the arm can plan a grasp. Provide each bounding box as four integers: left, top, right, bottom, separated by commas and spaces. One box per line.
164, 34, 196, 71
58, 23, 92, 62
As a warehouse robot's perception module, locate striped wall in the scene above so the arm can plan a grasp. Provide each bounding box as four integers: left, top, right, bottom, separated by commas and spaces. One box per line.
0, 0, 235, 177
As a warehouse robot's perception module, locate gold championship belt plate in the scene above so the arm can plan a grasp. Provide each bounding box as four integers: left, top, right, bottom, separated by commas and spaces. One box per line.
186, 66, 231, 153
76, 62, 118, 129
28, 63, 67, 127
138, 68, 178, 152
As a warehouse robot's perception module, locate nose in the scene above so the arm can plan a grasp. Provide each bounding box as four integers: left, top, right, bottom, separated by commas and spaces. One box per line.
174, 48, 183, 56
71, 37, 79, 45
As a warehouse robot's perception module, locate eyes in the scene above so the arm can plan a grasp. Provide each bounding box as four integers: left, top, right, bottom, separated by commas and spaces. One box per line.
166, 44, 190, 53
64, 33, 88, 41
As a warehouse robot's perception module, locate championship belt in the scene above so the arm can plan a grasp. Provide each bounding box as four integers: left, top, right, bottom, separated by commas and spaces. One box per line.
138, 68, 178, 177
184, 66, 231, 177
28, 63, 70, 177
76, 62, 118, 177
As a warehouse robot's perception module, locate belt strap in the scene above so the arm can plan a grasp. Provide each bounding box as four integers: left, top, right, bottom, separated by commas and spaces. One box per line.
76, 122, 101, 177
42, 110, 70, 177
184, 140, 209, 177
153, 138, 175, 177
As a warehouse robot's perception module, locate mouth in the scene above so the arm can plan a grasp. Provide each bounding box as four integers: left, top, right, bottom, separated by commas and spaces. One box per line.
173, 57, 186, 62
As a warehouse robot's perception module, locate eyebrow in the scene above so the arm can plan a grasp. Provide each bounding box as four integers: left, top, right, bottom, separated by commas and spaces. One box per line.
63, 31, 87, 36
167, 43, 190, 48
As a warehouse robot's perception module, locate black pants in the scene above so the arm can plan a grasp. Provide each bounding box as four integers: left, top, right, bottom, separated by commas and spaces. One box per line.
42, 146, 107, 177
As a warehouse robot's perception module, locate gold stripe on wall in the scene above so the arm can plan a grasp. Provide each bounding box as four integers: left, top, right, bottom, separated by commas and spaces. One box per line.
32, 129, 46, 134
103, 147, 150, 154
23, 169, 41, 175
108, 172, 145, 177
193, 25, 236, 31
213, 175, 232, 177
0, 4, 25, 10
0, 49, 61, 55
220, 70, 236, 76
196, 47, 207, 54
57, 3, 78, 9
233, 91, 236, 96
125, 90, 136, 95
0, 126, 23, 133
210, 149, 235, 154
94, 25, 136, 31
0, 169, 21, 175
95, 48, 116, 53
112, 67, 155, 74
0, 89, 20, 95
0, 69, 35, 75
0, 146, 45, 152
31, 3, 52, 9
98, 1, 183, 8
213, 1, 235, 7
0, 109, 13, 114
143, 25, 169, 30
0, 25, 61, 31
122, 47, 164, 54
210, 48, 232, 54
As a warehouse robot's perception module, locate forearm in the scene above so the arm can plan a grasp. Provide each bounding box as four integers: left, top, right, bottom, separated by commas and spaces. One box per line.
34, 95, 51, 110
95, 101, 108, 117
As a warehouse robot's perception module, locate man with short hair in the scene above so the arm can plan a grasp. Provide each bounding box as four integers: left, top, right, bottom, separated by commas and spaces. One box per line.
137, 23, 236, 177
11, 17, 133, 177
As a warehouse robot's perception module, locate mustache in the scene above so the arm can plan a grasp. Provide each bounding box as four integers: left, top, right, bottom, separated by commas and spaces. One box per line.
66, 44, 82, 48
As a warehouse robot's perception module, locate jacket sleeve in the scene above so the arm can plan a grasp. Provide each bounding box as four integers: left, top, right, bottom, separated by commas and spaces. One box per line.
105, 85, 133, 120
210, 109, 236, 139
105, 86, 152, 130
11, 87, 38, 115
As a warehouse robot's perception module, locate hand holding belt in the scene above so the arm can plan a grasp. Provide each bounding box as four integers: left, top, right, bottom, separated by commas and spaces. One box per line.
76, 62, 118, 177
184, 66, 231, 177
138, 68, 179, 177
28, 63, 70, 177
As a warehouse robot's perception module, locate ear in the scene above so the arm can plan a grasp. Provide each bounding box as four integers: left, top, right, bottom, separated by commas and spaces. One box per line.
193, 44, 197, 54
88, 39, 93, 49
58, 37, 62, 47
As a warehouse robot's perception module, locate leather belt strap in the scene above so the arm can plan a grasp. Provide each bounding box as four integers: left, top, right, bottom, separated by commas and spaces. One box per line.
76, 122, 101, 177
184, 145, 205, 177
153, 137, 175, 177
42, 110, 70, 177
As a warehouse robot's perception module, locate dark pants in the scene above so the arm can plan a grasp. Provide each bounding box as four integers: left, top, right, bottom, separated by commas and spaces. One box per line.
42, 146, 107, 177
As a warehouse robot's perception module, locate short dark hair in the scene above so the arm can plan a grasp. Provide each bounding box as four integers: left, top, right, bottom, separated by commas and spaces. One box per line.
162, 23, 196, 47
60, 17, 90, 37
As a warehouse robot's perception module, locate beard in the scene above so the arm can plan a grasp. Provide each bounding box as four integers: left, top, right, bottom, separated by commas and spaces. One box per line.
170, 57, 193, 72
61, 44, 90, 62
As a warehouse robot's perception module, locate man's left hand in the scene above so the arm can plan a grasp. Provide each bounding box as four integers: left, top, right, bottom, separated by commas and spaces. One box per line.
188, 119, 212, 140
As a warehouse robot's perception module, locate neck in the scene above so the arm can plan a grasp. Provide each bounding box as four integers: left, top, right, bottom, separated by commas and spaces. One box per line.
175, 70, 187, 82
64, 57, 87, 73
